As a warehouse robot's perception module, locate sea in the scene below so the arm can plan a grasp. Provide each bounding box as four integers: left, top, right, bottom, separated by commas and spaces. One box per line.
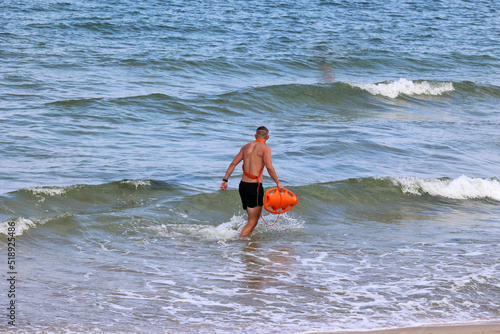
1, 0, 499, 333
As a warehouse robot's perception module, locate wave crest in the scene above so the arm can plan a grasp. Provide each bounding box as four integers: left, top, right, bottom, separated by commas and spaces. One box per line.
391, 175, 500, 201
0, 217, 36, 236
349, 78, 454, 98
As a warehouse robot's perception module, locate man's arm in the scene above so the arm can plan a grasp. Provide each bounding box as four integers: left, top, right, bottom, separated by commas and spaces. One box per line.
220, 149, 243, 191
263, 146, 284, 192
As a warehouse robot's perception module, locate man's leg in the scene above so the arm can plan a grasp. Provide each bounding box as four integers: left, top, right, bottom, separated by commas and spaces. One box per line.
240, 206, 262, 237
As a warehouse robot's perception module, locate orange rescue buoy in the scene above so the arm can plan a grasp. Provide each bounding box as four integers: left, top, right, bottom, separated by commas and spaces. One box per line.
264, 187, 299, 214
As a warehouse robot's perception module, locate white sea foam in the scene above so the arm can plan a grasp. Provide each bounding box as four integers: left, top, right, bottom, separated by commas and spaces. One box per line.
197, 216, 243, 242
0, 217, 37, 236
256, 213, 305, 233
25, 180, 150, 197
147, 215, 244, 242
148, 213, 304, 243
0, 214, 71, 236
350, 78, 454, 98
27, 186, 69, 196
195, 213, 303, 241
120, 179, 151, 188
392, 175, 500, 201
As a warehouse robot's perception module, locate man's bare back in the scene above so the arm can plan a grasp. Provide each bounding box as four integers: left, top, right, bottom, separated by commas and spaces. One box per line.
241, 140, 266, 183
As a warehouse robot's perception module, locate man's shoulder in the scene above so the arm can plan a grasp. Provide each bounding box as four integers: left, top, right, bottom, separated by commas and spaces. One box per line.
242, 141, 253, 149
242, 140, 269, 152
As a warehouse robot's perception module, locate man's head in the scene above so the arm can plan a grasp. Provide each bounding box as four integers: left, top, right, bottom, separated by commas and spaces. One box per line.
256, 126, 269, 139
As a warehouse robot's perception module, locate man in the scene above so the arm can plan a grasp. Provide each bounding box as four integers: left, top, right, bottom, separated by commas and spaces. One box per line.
220, 126, 284, 237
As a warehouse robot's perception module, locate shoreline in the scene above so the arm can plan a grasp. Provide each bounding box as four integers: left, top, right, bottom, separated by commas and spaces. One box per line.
304, 322, 500, 334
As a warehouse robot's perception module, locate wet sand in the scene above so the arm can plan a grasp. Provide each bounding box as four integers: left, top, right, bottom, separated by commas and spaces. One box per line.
306, 323, 500, 334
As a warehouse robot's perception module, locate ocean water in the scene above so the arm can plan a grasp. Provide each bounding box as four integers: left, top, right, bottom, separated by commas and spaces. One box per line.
1, 0, 499, 333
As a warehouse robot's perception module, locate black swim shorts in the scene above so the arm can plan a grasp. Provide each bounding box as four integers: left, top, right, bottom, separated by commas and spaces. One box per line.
239, 181, 264, 210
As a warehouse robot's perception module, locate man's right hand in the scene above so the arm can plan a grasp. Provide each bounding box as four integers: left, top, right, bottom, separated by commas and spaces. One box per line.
277, 182, 284, 193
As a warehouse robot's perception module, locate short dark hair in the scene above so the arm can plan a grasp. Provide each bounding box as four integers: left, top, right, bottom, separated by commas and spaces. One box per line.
256, 126, 269, 137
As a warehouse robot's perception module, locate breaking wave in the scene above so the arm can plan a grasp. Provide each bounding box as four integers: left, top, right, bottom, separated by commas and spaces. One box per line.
391, 175, 500, 201
348, 78, 455, 98
1, 175, 498, 237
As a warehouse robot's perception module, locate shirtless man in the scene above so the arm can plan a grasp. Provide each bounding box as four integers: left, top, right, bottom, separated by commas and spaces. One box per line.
220, 126, 284, 237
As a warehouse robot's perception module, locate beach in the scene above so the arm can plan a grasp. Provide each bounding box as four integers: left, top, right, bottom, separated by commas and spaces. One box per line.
315, 323, 500, 334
